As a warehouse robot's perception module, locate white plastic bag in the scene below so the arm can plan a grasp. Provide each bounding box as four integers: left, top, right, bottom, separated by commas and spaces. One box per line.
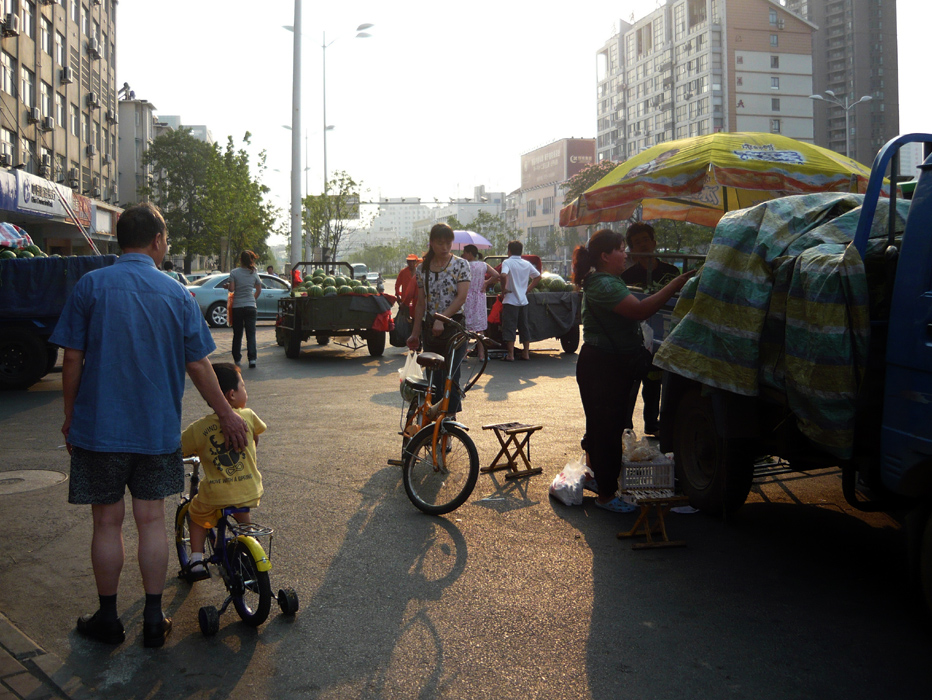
398, 351, 424, 398
549, 454, 593, 506
622, 428, 662, 462
640, 320, 654, 351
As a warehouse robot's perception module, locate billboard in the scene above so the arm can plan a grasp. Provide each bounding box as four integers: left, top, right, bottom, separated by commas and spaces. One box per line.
16, 171, 73, 218
521, 139, 596, 190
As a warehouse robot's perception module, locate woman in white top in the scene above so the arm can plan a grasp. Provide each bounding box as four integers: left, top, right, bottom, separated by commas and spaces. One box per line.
228, 250, 262, 368
461, 244, 500, 360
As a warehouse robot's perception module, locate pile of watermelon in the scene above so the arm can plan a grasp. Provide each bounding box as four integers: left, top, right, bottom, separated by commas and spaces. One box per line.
489, 272, 576, 295
291, 268, 380, 297
0, 244, 48, 260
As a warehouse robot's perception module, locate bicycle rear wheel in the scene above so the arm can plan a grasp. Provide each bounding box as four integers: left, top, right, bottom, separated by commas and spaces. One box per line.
227, 539, 272, 627
403, 423, 479, 515
174, 501, 193, 577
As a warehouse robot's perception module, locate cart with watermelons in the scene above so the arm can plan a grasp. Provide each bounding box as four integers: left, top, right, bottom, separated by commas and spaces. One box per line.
276, 261, 392, 359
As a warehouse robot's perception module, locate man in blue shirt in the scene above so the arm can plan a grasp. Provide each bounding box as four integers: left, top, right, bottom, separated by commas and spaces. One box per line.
51, 203, 248, 648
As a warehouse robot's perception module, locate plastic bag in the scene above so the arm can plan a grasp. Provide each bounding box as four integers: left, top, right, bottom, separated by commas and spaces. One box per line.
398, 351, 424, 398
390, 306, 412, 347
548, 454, 593, 506
226, 291, 233, 328
622, 428, 662, 462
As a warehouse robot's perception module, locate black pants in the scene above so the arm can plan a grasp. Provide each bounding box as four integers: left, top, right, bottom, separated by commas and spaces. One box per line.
576, 343, 639, 500
231, 306, 257, 363
627, 363, 662, 434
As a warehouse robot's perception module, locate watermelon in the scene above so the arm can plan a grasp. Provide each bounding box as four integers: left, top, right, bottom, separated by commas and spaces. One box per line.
16, 250, 33, 258
0, 249, 15, 260
323, 285, 337, 296
323, 276, 335, 287
337, 285, 353, 295
309, 285, 324, 297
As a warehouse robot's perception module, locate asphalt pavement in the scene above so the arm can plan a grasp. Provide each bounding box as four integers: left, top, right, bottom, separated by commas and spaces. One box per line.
1, 324, 931, 699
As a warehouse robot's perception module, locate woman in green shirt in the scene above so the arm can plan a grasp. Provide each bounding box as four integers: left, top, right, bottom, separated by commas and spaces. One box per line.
573, 229, 693, 512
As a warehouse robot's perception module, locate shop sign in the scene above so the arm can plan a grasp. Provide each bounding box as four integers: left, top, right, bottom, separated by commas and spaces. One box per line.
15, 170, 72, 218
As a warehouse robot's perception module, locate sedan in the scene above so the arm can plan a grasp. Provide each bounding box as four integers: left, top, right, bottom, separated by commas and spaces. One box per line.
188, 273, 292, 327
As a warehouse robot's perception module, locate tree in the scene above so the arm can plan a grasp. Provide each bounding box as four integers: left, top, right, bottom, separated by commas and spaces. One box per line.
302, 170, 363, 261
560, 160, 620, 204
445, 211, 516, 256
649, 219, 714, 256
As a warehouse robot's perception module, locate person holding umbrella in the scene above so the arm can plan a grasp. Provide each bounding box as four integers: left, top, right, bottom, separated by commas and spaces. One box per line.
461, 244, 500, 360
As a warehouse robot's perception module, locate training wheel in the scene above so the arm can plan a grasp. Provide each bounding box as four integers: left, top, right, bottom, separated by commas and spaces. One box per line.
198, 605, 220, 636
277, 588, 299, 615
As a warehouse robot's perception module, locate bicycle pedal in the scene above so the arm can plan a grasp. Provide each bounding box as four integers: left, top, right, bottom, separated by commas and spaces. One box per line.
387, 458, 404, 466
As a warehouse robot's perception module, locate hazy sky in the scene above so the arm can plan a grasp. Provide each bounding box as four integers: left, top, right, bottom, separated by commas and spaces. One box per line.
118, 0, 927, 233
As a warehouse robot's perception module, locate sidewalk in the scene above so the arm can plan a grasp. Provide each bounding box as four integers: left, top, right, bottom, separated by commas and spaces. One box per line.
0, 613, 93, 700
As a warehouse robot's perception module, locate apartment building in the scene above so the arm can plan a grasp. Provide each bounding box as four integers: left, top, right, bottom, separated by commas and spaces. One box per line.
0, 0, 120, 253
784, 0, 899, 167
596, 0, 816, 164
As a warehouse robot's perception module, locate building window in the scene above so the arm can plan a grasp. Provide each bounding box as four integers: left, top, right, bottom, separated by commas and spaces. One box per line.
70, 103, 79, 136
40, 146, 51, 173
771, 55, 779, 69
81, 4, 88, 36
70, 0, 78, 23
21, 1, 35, 40
21, 66, 35, 108
769, 9, 778, 25
22, 138, 35, 173
772, 98, 781, 111
40, 81, 51, 116
56, 153, 66, 182
771, 77, 780, 89
770, 118, 781, 134
1, 52, 14, 96
527, 199, 536, 217
40, 16, 52, 54
0, 127, 14, 157
81, 112, 89, 143
56, 92, 65, 126
770, 34, 779, 47
56, 32, 66, 66
542, 197, 553, 215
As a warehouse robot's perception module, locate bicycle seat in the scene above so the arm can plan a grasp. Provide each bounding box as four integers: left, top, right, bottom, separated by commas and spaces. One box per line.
417, 352, 445, 370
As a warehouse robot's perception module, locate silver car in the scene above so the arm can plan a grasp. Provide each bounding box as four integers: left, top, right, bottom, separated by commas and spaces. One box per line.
187, 273, 292, 327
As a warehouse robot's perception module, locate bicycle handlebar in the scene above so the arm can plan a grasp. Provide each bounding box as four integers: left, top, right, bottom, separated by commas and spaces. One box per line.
433, 313, 502, 348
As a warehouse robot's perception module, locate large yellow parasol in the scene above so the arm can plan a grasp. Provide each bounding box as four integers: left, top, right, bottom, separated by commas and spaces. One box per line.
559, 132, 885, 228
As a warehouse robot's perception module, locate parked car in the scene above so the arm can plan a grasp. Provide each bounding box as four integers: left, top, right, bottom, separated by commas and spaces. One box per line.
188, 273, 292, 327
185, 272, 215, 283
366, 271, 385, 293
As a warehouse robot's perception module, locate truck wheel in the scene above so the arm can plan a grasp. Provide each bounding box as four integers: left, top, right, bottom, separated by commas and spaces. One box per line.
275, 326, 285, 347
672, 389, 754, 515
367, 331, 386, 357
0, 329, 47, 390
285, 331, 302, 359
206, 302, 228, 328
560, 324, 580, 354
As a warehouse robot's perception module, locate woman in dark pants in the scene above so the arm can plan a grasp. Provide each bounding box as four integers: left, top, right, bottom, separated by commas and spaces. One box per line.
573, 229, 693, 512
228, 250, 262, 368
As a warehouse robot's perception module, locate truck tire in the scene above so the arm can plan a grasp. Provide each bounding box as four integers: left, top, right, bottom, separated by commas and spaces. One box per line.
367, 331, 386, 357
206, 302, 228, 328
0, 329, 47, 390
560, 324, 580, 354
284, 330, 302, 359
672, 388, 754, 515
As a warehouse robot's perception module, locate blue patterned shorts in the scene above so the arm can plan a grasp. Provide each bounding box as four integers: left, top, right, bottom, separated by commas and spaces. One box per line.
68, 447, 183, 504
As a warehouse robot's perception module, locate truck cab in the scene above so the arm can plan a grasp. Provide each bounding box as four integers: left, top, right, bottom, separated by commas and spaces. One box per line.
350, 263, 368, 281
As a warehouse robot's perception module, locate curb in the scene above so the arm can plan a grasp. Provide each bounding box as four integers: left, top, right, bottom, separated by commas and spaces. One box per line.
0, 612, 94, 700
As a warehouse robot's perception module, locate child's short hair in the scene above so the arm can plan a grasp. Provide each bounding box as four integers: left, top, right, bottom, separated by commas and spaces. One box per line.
213, 362, 241, 395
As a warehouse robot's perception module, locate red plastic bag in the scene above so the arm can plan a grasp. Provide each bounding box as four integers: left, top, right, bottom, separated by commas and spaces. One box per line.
488, 296, 503, 325
371, 309, 394, 332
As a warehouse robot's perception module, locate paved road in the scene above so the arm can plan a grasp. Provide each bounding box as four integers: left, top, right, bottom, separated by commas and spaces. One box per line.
1, 325, 931, 699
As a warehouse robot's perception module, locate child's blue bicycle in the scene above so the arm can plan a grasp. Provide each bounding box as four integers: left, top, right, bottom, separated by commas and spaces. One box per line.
175, 456, 299, 636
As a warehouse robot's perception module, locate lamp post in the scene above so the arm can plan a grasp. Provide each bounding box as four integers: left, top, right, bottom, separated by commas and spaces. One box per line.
287, 0, 302, 270
808, 90, 873, 159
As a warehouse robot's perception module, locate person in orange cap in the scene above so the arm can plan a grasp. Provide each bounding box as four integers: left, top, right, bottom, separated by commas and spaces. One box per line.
395, 254, 420, 317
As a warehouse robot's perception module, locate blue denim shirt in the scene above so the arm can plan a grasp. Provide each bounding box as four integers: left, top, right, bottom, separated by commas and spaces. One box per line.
51, 253, 216, 454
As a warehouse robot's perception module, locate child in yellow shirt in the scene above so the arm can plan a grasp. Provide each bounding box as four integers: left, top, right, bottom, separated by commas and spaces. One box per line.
180, 362, 266, 581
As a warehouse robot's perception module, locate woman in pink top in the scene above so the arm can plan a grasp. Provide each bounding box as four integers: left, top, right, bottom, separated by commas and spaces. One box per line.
461, 245, 500, 360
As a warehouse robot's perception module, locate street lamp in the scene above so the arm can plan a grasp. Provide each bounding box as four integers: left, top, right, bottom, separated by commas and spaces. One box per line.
286, 1, 302, 270
808, 91, 873, 159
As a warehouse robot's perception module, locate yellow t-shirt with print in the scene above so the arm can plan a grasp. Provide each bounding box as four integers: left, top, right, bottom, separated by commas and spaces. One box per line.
181, 408, 267, 507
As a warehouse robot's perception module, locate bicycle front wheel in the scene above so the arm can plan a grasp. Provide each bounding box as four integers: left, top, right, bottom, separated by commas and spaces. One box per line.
227, 540, 272, 626
403, 423, 479, 515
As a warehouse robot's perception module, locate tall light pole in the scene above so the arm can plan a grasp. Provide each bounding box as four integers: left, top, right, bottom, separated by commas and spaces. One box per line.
809, 90, 873, 159
287, 0, 302, 271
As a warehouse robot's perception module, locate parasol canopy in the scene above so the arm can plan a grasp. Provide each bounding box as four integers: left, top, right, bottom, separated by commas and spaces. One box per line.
451, 230, 492, 250
559, 131, 887, 229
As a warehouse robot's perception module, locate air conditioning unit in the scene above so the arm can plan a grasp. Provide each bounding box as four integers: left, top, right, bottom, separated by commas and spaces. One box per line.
60, 67, 74, 84
102, 153, 111, 164
41, 116, 54, 131
69, 178, 78, 188
86, 92, 100, 108
105, 108, 117, 124
0, 153, 11, 167
86, 144, 96, 157
3, 14, 20, 37
41, 0, 58, 5
39, 165, 51, 177
91, 187, 100, 198
69, 167, 79, 180
42, 154, 51, 167
27, 107, 40, 123
87, 37, 100, 59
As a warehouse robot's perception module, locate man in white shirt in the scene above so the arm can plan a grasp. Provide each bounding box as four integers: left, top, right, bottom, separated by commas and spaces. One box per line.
499, 240, 541, 361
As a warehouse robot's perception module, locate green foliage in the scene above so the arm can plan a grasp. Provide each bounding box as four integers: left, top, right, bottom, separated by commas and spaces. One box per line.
302, 170, 364, 261
141, 129, 279, 272
649, 219, 714, 255
560, 160, 620, 204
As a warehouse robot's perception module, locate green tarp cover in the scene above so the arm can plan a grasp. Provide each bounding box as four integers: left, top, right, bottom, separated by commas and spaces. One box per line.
654, 193, 909, 459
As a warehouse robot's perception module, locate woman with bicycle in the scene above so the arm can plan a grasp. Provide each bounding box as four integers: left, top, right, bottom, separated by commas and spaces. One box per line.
407, 223, 471, 419
573, 229, 693, 512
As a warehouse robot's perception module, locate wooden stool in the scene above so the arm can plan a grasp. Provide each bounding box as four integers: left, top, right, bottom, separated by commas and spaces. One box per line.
617, 490, 690, 550
481, 422, 543, 480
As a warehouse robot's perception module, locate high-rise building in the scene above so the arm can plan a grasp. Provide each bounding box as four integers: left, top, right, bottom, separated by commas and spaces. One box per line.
784, 0, 899, 167
0, 0, 120, 254
597, 0, 816, 164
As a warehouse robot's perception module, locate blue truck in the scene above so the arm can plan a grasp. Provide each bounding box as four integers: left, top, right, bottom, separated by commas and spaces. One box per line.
0, 254, 116, 389
654, 134, 932, 611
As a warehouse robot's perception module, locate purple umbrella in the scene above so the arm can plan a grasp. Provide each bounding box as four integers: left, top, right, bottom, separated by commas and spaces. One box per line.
451, 230, 492, 250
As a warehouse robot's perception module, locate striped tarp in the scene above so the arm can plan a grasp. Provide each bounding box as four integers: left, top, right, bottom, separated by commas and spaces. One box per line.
654, 192, 909, 459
